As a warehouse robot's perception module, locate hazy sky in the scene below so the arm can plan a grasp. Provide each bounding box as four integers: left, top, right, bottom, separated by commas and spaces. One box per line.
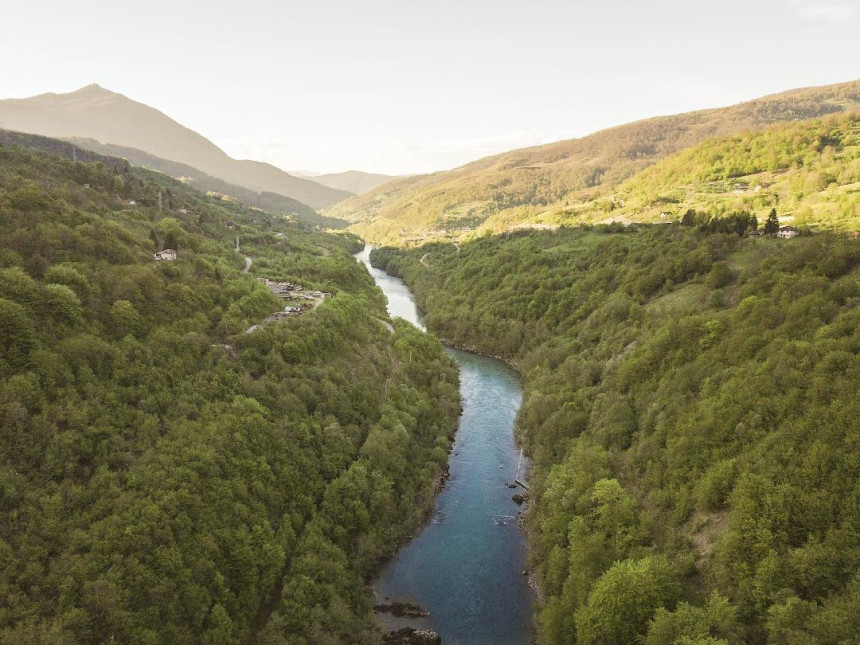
2, 0, 859, 174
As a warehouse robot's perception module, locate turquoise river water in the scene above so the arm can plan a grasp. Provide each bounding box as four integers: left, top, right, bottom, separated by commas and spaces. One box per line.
356, 246, 534, 644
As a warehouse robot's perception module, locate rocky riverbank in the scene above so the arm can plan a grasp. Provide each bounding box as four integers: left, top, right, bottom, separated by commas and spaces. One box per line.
374, 601, 430, 619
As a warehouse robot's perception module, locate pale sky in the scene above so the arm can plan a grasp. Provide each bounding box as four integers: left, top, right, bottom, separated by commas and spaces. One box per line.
2, 0, 859, 175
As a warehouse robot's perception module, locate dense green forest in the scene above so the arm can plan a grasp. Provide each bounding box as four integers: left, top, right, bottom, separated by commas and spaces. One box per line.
0, 139, 460, 643
329, 79, 860, 244
372, 224, 860, 644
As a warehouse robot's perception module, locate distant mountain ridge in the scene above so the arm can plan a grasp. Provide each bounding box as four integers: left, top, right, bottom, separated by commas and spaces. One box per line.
0, 84, 351, 209
0, 128, 348, 229
0, 128, 131, 172
305, 170, 397, 195
64, 137, 346, 229
326, 79, 860, 243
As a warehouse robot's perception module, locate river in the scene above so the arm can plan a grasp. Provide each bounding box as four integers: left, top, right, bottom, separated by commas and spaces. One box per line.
355, 246, 534, 644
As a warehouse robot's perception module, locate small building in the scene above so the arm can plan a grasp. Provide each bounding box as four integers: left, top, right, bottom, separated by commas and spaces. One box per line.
777, 226, 799, 239
155, 249, 177, 261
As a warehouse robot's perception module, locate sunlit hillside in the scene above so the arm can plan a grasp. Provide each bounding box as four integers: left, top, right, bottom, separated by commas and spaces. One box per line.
325, 79, 860, 244
595, 112, 860, 231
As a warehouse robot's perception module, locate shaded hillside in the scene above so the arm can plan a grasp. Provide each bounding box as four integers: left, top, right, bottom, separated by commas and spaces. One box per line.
0, 128, 131, 173
308, 170, 397, 194
327, 79, 860, 243
67, 137, 349, 229
0, 84, 351, 209
0, 136, 460, 643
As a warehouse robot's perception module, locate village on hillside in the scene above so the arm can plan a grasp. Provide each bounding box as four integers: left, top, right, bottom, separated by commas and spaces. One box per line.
246, 277, 332, 333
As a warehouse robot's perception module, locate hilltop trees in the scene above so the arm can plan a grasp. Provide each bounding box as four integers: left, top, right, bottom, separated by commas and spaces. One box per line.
681, 209, 757, 236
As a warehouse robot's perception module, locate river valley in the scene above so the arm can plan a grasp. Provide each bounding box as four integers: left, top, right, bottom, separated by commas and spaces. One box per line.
356, 246, 534, 644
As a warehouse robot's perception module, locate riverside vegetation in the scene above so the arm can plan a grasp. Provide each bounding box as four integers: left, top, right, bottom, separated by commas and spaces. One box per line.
371, 221, 860, 644
0, 138, 461, 643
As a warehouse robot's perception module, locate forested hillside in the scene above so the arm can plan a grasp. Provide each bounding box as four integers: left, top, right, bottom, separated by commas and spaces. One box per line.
0, 139, 460, 643
330, 79, 860, 243
372, 224, 860, 644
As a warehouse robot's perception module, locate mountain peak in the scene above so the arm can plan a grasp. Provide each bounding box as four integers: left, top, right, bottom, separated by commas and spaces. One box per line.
72, 83, 116, 97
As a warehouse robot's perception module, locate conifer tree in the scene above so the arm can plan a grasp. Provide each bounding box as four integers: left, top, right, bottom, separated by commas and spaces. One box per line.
763, 208, 780, 235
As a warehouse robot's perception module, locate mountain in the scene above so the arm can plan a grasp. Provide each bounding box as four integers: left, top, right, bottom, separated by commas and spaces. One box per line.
0, 84, 351, 209
326, 79, 860, 243
65, 136, 349, 229
309, 170, 397, 194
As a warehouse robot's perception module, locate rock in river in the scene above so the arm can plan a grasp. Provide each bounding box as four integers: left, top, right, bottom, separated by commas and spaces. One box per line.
383, 627, 442, 644
374, 601, 430, 618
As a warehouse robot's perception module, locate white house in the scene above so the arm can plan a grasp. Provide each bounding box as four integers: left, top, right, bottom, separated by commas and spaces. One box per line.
777, 226, 799, 239
155, 249, 177, 261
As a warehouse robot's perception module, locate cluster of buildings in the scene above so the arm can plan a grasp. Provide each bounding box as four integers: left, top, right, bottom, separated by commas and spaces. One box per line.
749, 226, 799, 239
258, 277, 331, 302
262, 307, 303, 324
243, 277, 333, 333
154, 249, 177, 261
